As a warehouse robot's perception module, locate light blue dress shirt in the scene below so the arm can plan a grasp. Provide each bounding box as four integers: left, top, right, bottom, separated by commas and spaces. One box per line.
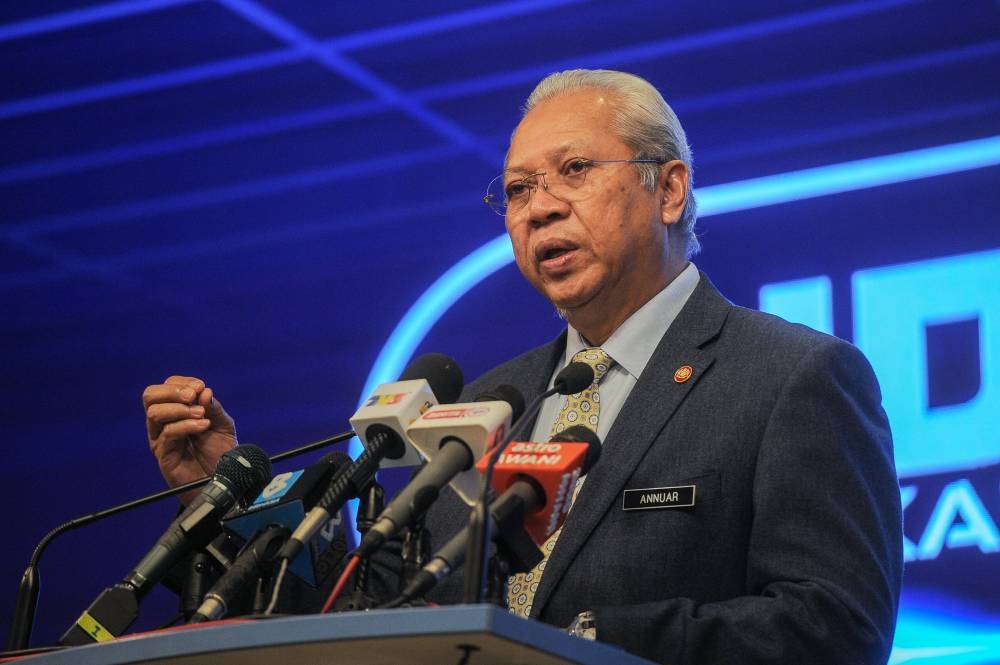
529, 262, 701, 444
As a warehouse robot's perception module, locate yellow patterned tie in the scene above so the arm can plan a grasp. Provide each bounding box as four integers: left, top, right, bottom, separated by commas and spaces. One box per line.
507, 347, 615, 618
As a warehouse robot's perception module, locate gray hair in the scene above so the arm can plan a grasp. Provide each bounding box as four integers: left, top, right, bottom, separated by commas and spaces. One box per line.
522, 69, 700, 257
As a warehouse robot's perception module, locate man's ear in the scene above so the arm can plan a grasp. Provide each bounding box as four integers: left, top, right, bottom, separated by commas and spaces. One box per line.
658, 160, 689, 227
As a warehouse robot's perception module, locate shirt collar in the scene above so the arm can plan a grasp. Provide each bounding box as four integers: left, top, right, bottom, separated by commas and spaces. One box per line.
564, 262, 701, 380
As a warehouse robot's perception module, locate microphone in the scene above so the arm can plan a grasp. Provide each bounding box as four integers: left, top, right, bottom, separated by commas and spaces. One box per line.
552, 361, 596, 396
59, 445, 272, 646
391, 426, 601, 604
189, 524, 290, 623
507, 361, 594, 442
279, 354, 464, 563
399, 352, 464, 403
223, 451, 352, 587
355, 385, 525, 559
350, 352, 464, 469
482, 426, 601, 545
7, 431, 356, 652
464, 361, 594, 603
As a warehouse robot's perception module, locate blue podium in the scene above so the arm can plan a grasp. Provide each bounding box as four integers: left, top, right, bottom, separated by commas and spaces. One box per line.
23, 605, 656, 664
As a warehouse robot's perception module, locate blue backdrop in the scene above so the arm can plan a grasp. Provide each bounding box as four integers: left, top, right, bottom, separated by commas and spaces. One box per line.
3, 1, 999, 660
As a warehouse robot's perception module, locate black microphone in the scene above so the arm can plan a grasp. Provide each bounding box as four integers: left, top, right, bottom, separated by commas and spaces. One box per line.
356, 385, 526, 559
391, 426, 601, 605
400, 352, 464, 403
59, 445, 271, 646
487, 361, 594, 464
552, 361, 596, 397
188, 524, 290, 623
7, 430, 354, 651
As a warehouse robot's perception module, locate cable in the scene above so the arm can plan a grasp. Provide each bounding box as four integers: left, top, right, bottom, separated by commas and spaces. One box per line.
321, 555, 360, 614
263, 558, 289, 616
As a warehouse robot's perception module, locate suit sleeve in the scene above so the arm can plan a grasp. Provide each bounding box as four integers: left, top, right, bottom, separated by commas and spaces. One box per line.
593, 339, 903, 665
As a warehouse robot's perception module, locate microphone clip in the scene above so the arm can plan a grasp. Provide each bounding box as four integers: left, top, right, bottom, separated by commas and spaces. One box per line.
493, 503, 544, 574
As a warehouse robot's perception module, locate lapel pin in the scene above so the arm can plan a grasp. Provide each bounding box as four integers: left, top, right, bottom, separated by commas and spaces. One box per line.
673, 365, 693, 383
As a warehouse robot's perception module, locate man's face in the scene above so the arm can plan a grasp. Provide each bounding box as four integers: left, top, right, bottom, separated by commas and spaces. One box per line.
504, 88, 681, 340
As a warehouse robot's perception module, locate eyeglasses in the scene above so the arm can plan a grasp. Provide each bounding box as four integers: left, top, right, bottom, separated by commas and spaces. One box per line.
483, 157, 665, 216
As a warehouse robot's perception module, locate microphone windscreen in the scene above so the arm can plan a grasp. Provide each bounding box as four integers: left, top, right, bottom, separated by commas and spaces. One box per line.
474, 384, 526, 422
216, 445, 272, 507
553, 362, 594, 395
551, 425, 602, 473
401, 353, 464, 404
316, 450, 353, 469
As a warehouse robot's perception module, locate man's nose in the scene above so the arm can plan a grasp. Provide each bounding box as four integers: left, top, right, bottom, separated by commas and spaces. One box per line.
528, 184, 571, 226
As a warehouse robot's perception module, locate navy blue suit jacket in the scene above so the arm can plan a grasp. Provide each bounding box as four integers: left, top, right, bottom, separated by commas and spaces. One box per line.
426, 275, 902, 665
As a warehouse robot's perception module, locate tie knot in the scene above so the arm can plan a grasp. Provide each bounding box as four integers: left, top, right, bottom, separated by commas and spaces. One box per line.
571, 347, 615, 385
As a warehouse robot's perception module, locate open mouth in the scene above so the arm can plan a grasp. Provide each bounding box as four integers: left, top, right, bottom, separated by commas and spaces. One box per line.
544, 247, 571, 260
535, 240, 578, 265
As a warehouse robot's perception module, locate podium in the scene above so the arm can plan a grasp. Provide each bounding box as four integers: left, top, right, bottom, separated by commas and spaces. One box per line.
22, 605, 657, 665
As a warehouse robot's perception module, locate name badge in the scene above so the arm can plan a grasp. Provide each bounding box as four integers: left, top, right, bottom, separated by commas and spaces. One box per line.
622, 485, 696, 511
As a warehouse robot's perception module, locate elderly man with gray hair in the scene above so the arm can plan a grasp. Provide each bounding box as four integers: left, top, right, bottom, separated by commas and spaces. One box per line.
433, 68, 902, 664
145, 69, 902, 665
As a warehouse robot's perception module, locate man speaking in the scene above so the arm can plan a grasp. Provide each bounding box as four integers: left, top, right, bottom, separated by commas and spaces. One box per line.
143, 69, 902, 664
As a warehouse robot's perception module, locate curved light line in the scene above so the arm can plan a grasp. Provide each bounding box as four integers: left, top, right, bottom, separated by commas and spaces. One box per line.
698, 135, 1000, 217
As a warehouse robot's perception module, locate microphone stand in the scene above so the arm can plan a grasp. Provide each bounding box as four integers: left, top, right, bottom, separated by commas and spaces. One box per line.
348, 481, 384, 611
7, 430, 353, 651
485, 554, 512, 607
462, 387, 557, 604
462, 361, 594, 605
178, 552, 217, 622
399, 510, 432, 594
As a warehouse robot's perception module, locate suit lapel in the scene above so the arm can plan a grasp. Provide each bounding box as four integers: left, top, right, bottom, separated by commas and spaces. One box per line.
530, 275, 732, 617
511, 331, 567, 435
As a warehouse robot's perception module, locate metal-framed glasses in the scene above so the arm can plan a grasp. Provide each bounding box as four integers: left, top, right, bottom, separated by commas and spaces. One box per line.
483, 157, 666, 216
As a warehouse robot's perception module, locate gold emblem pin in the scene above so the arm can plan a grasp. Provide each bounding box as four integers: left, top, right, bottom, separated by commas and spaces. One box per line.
674, 365, 693, 383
